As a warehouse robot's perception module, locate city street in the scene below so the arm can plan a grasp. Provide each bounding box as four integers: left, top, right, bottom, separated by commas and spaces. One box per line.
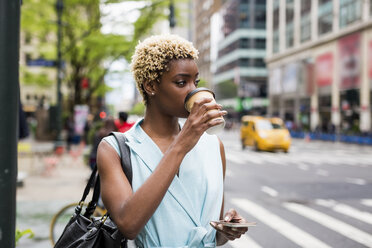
220, 130, 372, 248
15, 131, 372, 248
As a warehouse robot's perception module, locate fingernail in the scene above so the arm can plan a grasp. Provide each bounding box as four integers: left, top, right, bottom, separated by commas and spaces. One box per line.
210, 222, 216, 227
224, 216, 229, 221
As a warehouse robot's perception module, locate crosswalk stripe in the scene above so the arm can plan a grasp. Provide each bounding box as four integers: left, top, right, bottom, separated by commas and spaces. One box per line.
229, 234, 263, 248
316, 199, 372, 225
284, 202, 372, 248
226, 154, 245, 165
261, 186, 278, 197
231, 198, 331, 248
361, 199, 372, 207
345, 178, 367, 185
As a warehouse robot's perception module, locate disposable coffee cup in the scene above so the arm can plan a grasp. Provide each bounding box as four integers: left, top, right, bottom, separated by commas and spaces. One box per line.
184, 87, 225, 135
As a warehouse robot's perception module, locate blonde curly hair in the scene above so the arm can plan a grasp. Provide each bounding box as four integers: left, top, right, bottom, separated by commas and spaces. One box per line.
130, 34, 199, 105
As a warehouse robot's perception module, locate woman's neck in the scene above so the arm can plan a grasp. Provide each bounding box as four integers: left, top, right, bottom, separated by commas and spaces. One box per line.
141, 110, 180, 140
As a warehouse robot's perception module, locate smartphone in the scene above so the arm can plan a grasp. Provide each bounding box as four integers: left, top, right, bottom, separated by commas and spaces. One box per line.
211, 220, 257, 228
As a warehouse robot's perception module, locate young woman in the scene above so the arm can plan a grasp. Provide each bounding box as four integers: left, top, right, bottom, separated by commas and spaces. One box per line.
97, 34, 248, 247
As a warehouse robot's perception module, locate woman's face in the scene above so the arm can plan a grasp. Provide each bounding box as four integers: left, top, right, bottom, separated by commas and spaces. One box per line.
154, 59, 199, 118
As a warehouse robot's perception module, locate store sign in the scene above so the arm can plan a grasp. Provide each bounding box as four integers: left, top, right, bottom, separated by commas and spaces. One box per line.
339, 32, 360, 90
316, 52, 333, 87
74, 105, 89, 135
269, 67, 282, 95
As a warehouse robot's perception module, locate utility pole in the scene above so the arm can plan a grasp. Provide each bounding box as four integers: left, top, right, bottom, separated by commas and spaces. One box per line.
0, 0, 21, 246
55, 0, 64, 149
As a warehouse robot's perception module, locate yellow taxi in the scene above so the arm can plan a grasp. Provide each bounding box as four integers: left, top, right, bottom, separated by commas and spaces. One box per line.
240, 115, 291, 152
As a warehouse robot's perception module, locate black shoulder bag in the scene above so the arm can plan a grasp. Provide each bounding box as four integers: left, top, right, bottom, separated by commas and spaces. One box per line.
54, 132, 132, 248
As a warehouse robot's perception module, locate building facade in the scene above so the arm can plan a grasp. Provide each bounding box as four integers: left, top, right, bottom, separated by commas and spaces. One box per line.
266, 0, 372, 133
192, 0, 223, 86
213, 0, 267, 114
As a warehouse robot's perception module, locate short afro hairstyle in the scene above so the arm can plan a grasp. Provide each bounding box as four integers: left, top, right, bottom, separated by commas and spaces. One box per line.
130, 34, 199, 105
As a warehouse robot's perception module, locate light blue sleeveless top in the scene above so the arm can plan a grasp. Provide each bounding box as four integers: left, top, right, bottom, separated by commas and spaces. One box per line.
103, 119, 224, 248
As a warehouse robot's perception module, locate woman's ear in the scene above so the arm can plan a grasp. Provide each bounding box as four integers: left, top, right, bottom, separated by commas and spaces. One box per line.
143, 80, 156, 96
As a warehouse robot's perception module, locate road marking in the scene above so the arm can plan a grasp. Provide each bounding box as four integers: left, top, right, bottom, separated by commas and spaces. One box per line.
316, 169, 329, 177
284, 202, 372, 248
316, 199, 372, 225
226, 154, 245, 165
346, 178, 366, 185
261, 186, 278, 197
229, 234, 263, 248
231, 198, 331, 248
298, 163, 309, 171
361, 199, 372, 207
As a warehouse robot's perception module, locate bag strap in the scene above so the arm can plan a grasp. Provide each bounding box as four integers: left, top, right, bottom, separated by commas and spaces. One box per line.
83, 132, 132, 217
77, 165, 98, 214
109, 132, 132, 185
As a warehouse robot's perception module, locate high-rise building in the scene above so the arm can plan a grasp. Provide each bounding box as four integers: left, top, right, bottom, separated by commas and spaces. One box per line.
213, 0, 267, 114
266, 0, 372, 133
192, 0, 223, 87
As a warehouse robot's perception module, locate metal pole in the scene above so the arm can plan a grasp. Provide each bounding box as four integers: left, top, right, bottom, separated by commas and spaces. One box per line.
169, 0, 176, 29
55, 0, 64, 149
0, 0, 21, 246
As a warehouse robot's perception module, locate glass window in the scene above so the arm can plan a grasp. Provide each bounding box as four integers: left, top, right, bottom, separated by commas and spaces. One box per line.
300, 14, 311, 42
240, 58, 250, 67
240, 38, 250, 48
273, 30, 279, 54
273, 2, 279, 29
255, 9, 266, 29
255, 38, 266, 49
286, 0, 294, 48
239, 6, 250, 28
318, 1, 333, 35
256, 120, 273, 130
286, 22, 294, 48
253, 58, 266, 68
300, 0, 311, 43
301, 0, 311, 14
273, 0, 279, 53
339, 0, 362, 28
286, 0, 294, 23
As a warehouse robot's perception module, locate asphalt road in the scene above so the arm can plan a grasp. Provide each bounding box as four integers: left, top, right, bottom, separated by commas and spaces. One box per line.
219, 130, 372, 248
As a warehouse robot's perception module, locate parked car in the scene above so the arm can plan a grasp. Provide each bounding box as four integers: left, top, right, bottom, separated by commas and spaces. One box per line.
240, 115, 291, 152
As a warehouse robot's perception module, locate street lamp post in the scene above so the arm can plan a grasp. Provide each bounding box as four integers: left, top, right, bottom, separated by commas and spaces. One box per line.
55, 0, 64, 149
0, 0, 21, 246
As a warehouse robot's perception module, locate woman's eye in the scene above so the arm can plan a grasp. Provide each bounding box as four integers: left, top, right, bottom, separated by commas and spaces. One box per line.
195, 79, 200, 86
176, 81, 186, 86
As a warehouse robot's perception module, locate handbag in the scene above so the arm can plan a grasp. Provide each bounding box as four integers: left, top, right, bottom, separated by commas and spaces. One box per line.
54, 132, 132, 248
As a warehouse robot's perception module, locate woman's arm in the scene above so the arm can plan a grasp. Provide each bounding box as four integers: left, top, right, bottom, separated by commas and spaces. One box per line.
215, 138, 228, 246
98, 98, 226, 240
214, 138, 248, 246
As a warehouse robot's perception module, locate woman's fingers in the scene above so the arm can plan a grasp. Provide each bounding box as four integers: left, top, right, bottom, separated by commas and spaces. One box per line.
210, 222, 247, 240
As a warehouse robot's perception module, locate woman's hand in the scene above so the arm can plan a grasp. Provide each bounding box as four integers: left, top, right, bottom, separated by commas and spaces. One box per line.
176, 97, 227, 153
210, 209, 249, 243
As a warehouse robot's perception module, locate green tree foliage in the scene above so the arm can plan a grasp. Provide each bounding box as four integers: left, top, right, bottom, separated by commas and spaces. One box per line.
21, 0, 176, 113
130, 101, 145, 116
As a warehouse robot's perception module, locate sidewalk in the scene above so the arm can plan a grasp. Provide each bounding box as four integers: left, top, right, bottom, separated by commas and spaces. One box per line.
16, 140, 91, 248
